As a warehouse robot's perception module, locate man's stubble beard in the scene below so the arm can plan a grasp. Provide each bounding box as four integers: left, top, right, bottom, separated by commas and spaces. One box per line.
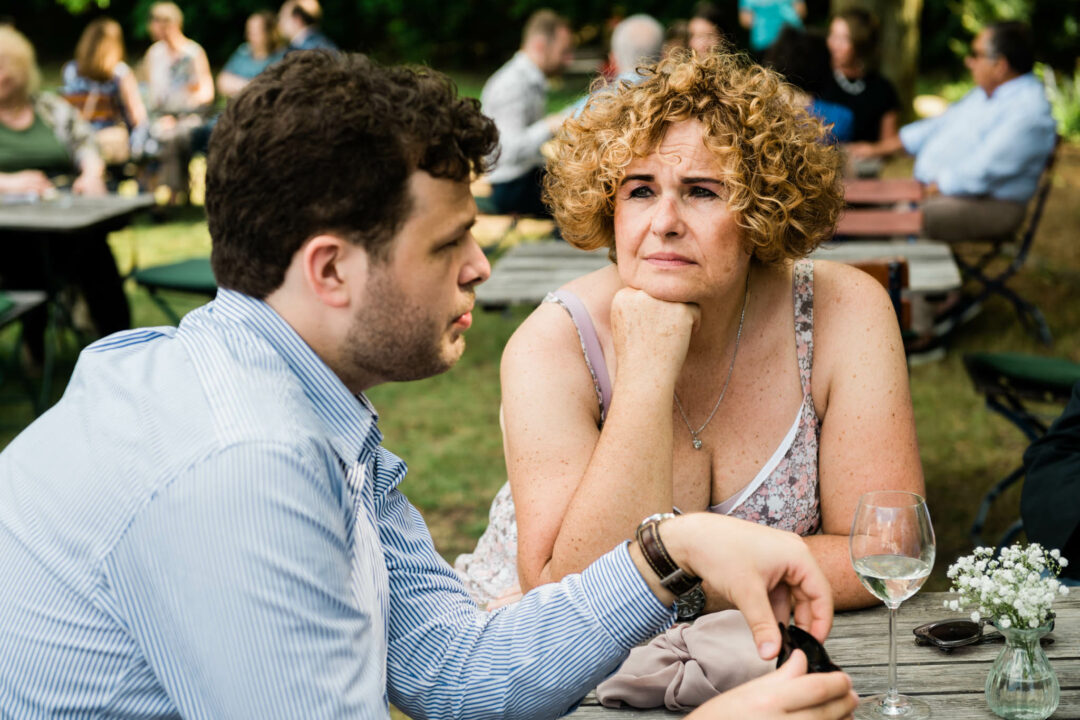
342, 271, 464, 385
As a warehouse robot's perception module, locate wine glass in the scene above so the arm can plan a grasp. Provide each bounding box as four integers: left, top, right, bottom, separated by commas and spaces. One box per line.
850, 490, 936, 718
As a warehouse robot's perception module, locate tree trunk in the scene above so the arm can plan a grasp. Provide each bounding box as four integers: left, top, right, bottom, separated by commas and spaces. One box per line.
832, 0, 924, 122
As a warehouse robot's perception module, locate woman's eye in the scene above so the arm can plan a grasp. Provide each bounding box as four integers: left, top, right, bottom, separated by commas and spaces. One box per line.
627, 186, 653, 199
689, 186, 719, 198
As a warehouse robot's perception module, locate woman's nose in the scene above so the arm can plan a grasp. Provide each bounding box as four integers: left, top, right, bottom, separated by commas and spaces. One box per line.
650, 195, 684, 238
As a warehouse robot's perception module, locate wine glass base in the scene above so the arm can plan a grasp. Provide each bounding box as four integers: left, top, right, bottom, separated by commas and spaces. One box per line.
855, 693, 931, 719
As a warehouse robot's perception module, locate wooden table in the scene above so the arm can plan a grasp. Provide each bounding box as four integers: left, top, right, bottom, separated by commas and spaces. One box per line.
571, 591, 1079, 718
477, 240, 962, 309
0, 193, 154, 234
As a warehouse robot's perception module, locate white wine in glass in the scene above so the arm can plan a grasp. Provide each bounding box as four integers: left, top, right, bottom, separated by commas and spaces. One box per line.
850, 491, 935, 718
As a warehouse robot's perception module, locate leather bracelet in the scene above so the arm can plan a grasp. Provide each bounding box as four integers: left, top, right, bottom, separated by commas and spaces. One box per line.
635, 515, 701, 598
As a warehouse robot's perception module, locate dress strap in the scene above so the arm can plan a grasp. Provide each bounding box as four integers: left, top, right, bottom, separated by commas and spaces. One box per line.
792, 259, 814, 396
544, 290, 612, 423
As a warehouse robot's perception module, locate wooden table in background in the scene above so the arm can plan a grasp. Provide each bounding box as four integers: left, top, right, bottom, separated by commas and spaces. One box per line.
570, 592, 1079, 719
0, 193, 153, 234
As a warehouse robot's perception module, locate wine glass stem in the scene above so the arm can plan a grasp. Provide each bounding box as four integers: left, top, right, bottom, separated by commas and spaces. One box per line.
886, 603, 900, 706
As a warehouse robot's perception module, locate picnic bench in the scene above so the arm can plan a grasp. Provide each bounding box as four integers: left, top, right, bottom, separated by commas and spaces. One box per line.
476, 240, 962, 309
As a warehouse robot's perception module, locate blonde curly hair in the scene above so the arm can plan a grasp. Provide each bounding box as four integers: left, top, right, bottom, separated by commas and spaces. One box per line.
543, 49, 844, 265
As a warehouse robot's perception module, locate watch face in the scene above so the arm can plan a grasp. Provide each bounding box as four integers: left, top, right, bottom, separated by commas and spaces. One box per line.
675, 584, 706, 621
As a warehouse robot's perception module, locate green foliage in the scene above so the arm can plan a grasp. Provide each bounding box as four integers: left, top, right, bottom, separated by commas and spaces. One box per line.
55, 0, 111, 11
1042, 65, 1080, 143
921, 0, 1079, 78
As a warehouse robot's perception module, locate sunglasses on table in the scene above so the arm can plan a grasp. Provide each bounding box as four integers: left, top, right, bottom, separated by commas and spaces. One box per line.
776, 622, 842, 673
913, 618, 1055, 653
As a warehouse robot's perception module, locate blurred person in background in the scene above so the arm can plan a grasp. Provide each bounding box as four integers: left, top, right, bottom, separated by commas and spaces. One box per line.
820, 7, 900, 155
480, 8, 574, 217
142, 1, 213, 203
217, 11, 285, 99
278, 0, 337, 52
765, 27, 854, 143
687, 2, 726, 55
60, 17, 150, 166
0, 26, 129, 360
662, 19, 690, 59
739, 0, 806, 56
854, 21, 1055, 242
571, 13, 664, 116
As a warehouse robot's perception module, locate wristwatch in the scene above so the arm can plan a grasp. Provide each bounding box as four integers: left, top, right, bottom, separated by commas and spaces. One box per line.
635, 512, 706, 621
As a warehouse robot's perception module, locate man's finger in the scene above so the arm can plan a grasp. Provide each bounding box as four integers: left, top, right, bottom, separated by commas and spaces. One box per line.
773, 670, 854, 714
787, 688, 860, 720
727, 572, 784, 659
791, 580, 834, 644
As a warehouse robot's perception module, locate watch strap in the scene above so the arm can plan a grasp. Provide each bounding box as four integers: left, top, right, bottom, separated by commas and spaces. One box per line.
636, 516, 701, 598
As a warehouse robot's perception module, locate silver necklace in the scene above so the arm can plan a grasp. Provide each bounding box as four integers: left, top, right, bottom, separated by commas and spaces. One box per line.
833, 68, 866, 95
673, 269, 751, 450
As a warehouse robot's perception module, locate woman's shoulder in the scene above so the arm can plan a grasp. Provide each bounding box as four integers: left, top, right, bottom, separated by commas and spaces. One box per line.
810, 258, 900, 352
810, 258, 894, 310
504, 265, 618, 367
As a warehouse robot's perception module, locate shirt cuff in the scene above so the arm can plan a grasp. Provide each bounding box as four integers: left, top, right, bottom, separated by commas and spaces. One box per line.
578, 542, 676, 650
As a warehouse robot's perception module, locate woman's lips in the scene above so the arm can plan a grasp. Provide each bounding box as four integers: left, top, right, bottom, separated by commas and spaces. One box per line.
645, 253, 694, 266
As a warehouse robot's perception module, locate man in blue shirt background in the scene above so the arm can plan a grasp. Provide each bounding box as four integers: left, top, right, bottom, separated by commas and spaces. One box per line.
0, 51, 858, 719
860, 21, 1056, 242
278, 0, 337, 52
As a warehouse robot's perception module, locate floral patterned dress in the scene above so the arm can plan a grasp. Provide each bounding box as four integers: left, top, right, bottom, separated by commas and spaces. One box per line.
454, 260, 821, 605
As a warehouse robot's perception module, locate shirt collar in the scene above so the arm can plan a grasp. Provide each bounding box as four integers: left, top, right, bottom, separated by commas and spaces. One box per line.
512, 51, 548, 88
990, 72, 1037, 100
210, 288, 382, 467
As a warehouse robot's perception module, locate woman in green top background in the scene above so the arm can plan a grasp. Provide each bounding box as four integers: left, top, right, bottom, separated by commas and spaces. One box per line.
0, 26, 105, 195
0, 25, 128, 361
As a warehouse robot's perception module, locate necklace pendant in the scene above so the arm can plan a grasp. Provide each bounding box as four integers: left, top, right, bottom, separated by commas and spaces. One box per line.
692, 436, 703, 450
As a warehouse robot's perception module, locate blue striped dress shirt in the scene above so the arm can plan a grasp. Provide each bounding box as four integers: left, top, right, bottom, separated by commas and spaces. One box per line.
0, 289, 674, 719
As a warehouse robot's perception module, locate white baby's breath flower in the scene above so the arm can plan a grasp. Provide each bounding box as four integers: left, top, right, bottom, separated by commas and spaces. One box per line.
946, 543, 1064, 630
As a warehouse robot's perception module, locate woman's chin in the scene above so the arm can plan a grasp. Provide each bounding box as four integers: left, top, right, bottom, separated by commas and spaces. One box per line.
627, 280, 699, 304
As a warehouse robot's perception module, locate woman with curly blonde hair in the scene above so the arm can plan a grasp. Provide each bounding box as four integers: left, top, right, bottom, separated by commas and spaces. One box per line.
455, 50, 923, 617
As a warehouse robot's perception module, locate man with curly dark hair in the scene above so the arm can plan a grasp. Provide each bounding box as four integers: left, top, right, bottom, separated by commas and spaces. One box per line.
0, 50, 857, 720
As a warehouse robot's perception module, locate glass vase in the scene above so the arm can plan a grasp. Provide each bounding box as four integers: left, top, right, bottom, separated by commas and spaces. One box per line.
985, 621, 1059, 720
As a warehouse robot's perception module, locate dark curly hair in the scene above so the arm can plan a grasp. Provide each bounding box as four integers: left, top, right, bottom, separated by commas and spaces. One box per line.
207, 51, 498, 298
544, 49, 844, 265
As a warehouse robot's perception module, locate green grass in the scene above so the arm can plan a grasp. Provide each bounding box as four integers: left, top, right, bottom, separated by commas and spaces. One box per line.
3, 137, 1079, 599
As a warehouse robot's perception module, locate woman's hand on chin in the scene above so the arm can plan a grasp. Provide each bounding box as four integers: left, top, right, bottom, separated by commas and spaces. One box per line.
610, 287, 698, 390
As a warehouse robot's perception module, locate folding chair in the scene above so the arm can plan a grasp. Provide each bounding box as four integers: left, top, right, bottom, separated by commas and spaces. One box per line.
132, 257, 217, 324
963, 351, 1080, 550
947, 136, 1061, 346
0, 290, 53, 415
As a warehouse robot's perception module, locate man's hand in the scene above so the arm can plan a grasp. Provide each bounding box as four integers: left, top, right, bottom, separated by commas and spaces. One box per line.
610, 288, 699, 392
688, 650, 858, 720
630, 513, 834, 660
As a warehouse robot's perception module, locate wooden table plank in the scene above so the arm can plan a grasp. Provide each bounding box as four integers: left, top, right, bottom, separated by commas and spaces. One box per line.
836, 208, 924, 237
845, 178, 924, 206
569, 592, 1079, 719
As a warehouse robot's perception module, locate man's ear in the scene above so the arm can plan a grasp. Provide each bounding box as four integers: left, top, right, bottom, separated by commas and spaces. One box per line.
301, 233, 367, 309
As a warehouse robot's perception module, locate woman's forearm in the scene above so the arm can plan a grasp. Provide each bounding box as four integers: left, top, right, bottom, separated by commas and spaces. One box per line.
802, 533, 876, 610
